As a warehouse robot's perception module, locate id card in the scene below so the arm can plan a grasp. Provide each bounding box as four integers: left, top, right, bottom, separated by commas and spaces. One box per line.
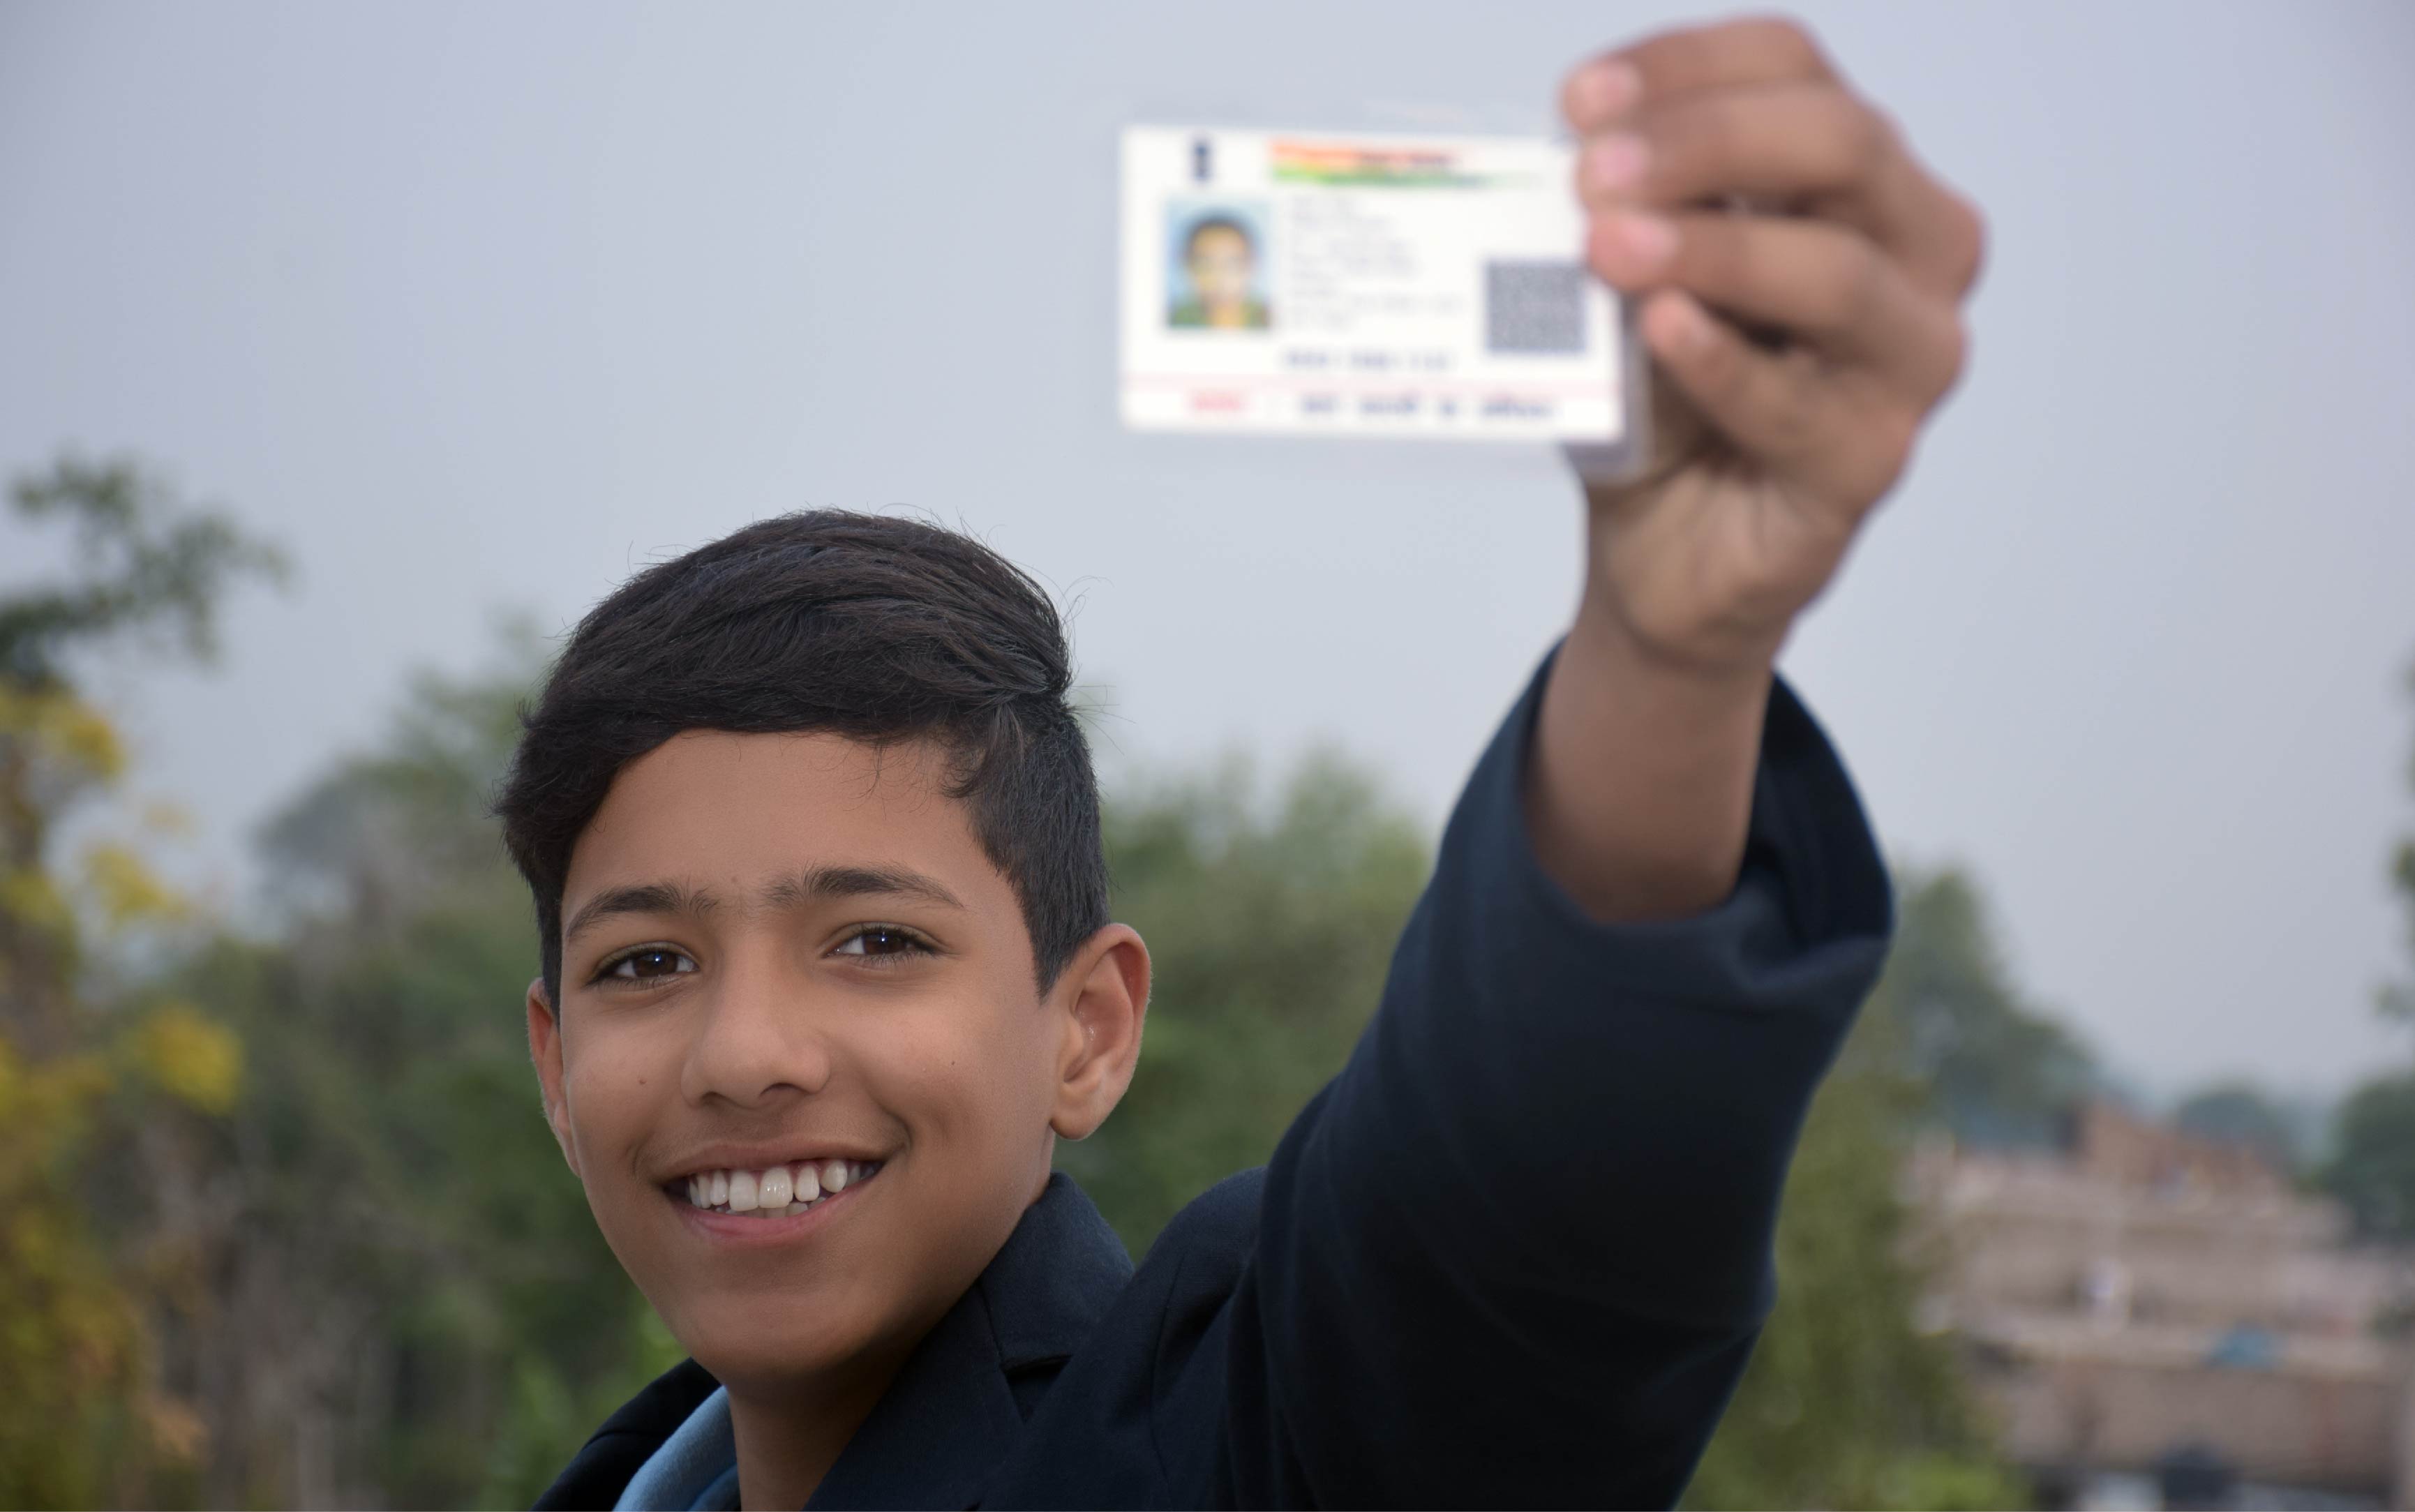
1119, 125, 1638, 458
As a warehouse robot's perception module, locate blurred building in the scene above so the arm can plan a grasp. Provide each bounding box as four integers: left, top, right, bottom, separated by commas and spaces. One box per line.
1910, 1102, 2415, 1509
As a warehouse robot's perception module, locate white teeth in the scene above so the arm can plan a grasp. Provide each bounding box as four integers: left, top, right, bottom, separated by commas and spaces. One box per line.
758, 1165, 793, 1208
682, 1160, 879, 1215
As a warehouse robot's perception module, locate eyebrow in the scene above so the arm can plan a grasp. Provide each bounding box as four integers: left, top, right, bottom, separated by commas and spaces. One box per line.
764, 864, 966, 913
562, 881, 720, 945
561, 864, 966, 947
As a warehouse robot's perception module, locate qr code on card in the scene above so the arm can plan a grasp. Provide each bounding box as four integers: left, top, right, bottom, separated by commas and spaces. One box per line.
1484, 261, 1588, 355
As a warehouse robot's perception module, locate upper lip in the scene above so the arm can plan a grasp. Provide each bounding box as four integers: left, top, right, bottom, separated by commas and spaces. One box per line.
656, 1142, 892, 1183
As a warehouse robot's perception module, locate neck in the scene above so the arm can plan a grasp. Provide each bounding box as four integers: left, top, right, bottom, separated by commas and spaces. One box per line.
724, 1357, 895, 1512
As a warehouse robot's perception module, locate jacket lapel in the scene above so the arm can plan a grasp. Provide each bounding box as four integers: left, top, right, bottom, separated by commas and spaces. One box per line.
805, 1174, 1132, 1509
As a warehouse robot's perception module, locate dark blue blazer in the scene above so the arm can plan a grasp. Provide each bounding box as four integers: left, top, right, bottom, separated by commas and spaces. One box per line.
537, 659, 1892, 1509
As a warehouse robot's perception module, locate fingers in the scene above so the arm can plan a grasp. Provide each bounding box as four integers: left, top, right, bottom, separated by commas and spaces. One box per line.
1564, 23, 1987, 300
1587, 209, 1967, 403
1562, 16, 1832, 130
1560, 15, 1984, 507
1639, 290, 1920, 509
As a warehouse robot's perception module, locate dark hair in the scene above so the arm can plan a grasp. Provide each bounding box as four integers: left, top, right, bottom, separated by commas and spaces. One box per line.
496, 511, 1107, 1008
1184, 214, 1255, 258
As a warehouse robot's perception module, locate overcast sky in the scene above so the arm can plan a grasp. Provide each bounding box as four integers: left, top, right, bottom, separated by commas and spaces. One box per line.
3, 1, 2411, 1100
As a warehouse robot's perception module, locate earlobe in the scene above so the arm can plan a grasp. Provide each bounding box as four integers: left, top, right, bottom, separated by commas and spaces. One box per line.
525, 977, 581, 1176
1049, 925, 1151, 1142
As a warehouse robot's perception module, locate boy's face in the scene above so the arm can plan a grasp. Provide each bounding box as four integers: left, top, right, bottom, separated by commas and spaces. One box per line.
526, 731, 1143, 1396
1187, 224, 1256, 310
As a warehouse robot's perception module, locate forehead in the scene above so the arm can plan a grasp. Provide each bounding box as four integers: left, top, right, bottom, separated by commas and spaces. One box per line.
564, 730, 992, 907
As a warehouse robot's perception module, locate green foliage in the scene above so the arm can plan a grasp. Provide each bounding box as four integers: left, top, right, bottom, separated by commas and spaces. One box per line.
2321, 651, 2415, 1238
2, 454, 287, 687
0, 454, 278, 1508
4, 525, 2066, 1509
1058, 751, 1430, 1254
173, 645, 680, 1509
0, 1038, 147, 1510
2171, 1081, 2305, 1174
2385, 656, 2415, 1028
2321, 1072, 2415, 1239
1685, 871, 2028, 1511
1881, 867, 2097, 1148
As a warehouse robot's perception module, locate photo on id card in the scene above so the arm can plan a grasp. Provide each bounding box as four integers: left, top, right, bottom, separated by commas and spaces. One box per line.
1119, 124, 1643, 468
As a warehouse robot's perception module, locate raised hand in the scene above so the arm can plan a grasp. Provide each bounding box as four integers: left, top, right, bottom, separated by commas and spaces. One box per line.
1530, 17, 1983, 920
1565, 15, 1984, 675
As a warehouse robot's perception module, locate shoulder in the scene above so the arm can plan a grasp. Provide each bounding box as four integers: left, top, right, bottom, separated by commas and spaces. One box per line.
1111, 1165, 1267, 1370
988, 1170, 1269, 1506
1142, 1166, 1264, 1278
533, 1358, 718, 1510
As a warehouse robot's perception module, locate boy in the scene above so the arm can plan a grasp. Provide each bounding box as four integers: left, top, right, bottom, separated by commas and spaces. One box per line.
514, 17, 1982, 1509
1169, 214, 1269, 329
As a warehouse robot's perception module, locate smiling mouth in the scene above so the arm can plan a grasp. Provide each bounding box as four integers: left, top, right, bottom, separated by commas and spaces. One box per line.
669, 1158, 883, 1218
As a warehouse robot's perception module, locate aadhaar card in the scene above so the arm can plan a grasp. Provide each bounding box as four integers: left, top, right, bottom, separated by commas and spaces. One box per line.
1119, 126, 1633, 449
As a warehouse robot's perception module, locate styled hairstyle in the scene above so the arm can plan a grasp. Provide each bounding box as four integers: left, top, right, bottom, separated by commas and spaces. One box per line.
495, 511, 1107, 1008
1183, 214, 1255, 260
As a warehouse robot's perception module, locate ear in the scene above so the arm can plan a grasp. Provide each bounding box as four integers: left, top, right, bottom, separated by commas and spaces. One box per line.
1047, 924, 1151, 1142
525, 976, 581, 1176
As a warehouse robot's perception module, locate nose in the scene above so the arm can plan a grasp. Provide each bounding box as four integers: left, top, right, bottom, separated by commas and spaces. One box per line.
678, 950, 833, 1109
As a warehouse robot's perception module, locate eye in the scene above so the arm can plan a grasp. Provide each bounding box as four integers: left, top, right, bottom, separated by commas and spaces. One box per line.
601, 946, 696, 982
830, 925, 934, 961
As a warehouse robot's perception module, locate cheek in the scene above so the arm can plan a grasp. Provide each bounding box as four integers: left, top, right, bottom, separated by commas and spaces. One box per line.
559, 1022, 670, 1174
854, 991, 1053, 1149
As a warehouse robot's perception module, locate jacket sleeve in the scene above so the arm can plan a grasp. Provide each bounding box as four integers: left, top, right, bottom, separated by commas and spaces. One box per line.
1218, 652, 1894, 1509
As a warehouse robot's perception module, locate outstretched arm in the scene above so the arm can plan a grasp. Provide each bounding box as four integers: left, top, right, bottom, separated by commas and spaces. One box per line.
1204, 17, 1984, 1508
1534, 16, 1982, 920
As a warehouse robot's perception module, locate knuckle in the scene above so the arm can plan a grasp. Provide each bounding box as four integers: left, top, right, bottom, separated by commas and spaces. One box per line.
1830, 242, 1889, 332
1934, 316, 1971, 396
1948, 192, 1989, 292
1741, 13, 1820, 68
1681, 99, 1744, 179
1680, 217, 1748, 293
1871, 407, 1922, 480
1839, 98, 1896, 179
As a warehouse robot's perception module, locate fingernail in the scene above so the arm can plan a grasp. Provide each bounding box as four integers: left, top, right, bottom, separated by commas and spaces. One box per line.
1603, 211, 1677, 269
1569, 61, 1642, 121
1584, 133, 1649, 195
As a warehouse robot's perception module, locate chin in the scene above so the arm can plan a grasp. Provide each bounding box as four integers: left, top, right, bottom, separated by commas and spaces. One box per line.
684, 1305, 878, 1391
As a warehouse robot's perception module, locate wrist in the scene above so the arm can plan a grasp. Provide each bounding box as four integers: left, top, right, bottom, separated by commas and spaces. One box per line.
1530, 594, 1775, 922
1572, 572, 1789, 696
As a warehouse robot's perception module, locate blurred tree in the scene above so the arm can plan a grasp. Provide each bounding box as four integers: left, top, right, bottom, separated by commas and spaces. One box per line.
2386, 655, 2415, 1029
2318, 656, 2415, 1239
1881, 867, 2098, 1148
1084, 788, 2022, 1509
1058, 751, 1430, 1254
2321, 1073, 2415, 1239
0, 455, 278, 1507
1684, 868, 2026, 1511
2171, 1081, 2304, 1174
174, 639, 680, 1509
115, 611, 2044, 1509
